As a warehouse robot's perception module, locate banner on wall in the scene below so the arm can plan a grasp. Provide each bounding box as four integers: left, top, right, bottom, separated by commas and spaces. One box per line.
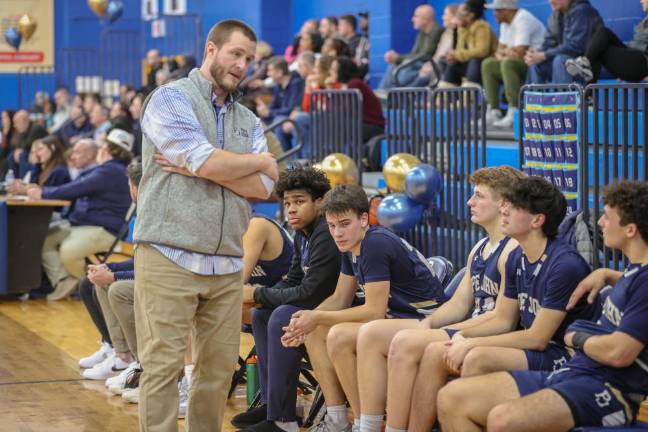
0, 0, 54, 72
522, 91, 580, 214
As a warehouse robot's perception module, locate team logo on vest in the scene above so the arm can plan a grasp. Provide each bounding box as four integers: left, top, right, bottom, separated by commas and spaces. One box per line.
234, 127, 249, 138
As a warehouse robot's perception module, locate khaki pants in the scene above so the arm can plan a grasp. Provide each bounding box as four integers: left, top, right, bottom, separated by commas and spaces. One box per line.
134, 244, 242, 432
108, 279, 138, 357
95, 280, 134, 355
42, 225, 116, 285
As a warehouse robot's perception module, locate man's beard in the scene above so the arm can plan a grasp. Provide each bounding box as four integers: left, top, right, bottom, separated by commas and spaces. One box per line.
209, 61, 238, 93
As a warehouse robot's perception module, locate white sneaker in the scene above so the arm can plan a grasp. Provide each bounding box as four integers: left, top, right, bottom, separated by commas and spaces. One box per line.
79, 342, 113, 369
493, 108, 517, 129
565, 56, 593, 82
107, 361, 139, 394
82, 353, 129, 380
178, 375, 189, 419
47, 277, 79, 301
122, 387, 140, 404
485, 107, 503, 125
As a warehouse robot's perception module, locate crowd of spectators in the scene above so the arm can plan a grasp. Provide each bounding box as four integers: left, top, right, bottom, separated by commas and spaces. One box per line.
2, 1, 647, 183
375, 0, 647, 128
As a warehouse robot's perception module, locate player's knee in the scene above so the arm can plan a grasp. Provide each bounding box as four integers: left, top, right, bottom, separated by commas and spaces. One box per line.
461, 346, 493, 377
304, 326, 327, 350
357, 321, 384, 352
268, 305, 294, 331
421, 341, 446, 367
326, 325, 355, 359
388, 330, 416, 362
487, 403, 516, 432
59, 241, 81, 265
437, 381, 463, 418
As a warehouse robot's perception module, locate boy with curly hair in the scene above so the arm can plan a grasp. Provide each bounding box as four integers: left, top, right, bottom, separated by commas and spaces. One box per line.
233, 167, 340, 432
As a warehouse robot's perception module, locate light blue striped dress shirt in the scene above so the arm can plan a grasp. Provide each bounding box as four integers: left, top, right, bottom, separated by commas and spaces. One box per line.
141, 85, 273, 275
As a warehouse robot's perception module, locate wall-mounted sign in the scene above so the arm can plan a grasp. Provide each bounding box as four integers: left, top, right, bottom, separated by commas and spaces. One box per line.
142, 0, 159, 21
163, 0, 187, 15
0, 0, 54, 72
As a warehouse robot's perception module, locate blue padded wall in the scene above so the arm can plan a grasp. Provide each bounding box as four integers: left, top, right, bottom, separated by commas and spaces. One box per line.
0, 0, 644, 112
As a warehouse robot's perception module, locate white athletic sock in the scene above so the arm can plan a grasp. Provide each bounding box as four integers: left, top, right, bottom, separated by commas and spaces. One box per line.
184, 364, 194, 386
360, 414, 383, 432
274, 421, 299, 432
327, 405, 349, 427
385, 426, 407, 432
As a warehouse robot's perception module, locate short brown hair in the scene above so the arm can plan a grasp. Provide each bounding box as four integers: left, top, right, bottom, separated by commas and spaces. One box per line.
268, 56, 289, 75
322, 184, 369, 217
206, 19, 257, 50
470, 165, 526, 198
602, 181, 648, 243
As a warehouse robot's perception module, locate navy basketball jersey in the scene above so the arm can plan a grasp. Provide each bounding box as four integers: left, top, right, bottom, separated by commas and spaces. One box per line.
340, 226, 445, 319
504, 239, 597, 345
248, 215, 294, 287
566, 264, 648, 395
470, 236, 511, 317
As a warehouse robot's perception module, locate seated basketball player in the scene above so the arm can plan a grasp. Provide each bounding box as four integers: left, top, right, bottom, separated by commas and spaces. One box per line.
233, 167, 340, 432
406, 176, 598, 431
354, 166, 523, 432
243, 213, 295, 290
281, 184, 445, 431
438, 180, 648, 431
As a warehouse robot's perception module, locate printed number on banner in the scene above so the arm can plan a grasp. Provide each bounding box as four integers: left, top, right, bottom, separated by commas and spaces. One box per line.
565, 147, 574, 158
564, 117, 573, 129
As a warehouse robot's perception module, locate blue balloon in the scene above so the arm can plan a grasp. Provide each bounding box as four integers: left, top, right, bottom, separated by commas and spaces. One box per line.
405, 164, 443, 204
376, 193, 425, 232
4, 27, 21, 51
107, 1, 123, 24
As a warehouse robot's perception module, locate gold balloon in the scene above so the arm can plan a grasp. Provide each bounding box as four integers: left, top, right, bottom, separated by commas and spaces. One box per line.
320, 153, 359, 188
88, 0, 108, 17
382, 153, 421, 192
18, 14, 37, 41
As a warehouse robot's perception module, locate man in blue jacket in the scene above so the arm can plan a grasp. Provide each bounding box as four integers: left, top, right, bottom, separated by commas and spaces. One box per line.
525, 0, 602, 84
27, 129, 133, 300
255, 56, 305, 152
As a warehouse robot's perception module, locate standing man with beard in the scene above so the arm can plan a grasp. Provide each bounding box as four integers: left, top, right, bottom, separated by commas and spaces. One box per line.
133, 20, 279, 432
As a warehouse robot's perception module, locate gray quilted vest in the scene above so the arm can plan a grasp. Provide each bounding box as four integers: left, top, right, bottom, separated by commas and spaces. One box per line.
134, 68, 256, 257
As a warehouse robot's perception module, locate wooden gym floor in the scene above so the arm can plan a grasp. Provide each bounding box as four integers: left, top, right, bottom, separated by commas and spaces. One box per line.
1, 298, 646, 432
0, 298, 253, 432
